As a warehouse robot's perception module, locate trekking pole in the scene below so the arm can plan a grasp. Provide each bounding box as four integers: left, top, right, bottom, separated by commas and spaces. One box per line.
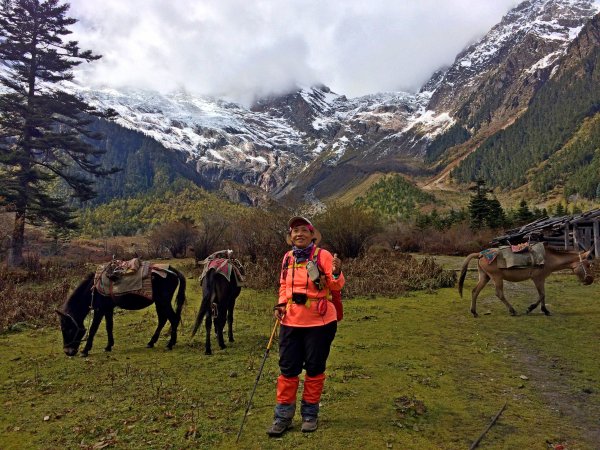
236, 318, 280, 443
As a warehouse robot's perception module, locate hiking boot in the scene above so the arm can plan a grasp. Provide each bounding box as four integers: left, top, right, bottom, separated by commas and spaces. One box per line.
301, 417, 318, 433
266, 419, 292, 437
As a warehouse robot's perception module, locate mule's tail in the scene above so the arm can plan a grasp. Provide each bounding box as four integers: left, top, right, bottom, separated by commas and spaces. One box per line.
191, 270, 213, 338
458, 253, 479, 298
171, 267, 187, 320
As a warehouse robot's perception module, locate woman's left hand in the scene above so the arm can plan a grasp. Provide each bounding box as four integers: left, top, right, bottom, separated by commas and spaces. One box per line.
332, 253, 342, 275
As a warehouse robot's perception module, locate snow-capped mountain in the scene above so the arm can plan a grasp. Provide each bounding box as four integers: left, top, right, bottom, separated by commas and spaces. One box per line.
61, 0, 600, 204
426, 0, 600, 121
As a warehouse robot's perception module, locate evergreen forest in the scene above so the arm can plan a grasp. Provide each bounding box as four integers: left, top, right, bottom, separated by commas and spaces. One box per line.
451, 36, 600, 199
353, 174, 435, 219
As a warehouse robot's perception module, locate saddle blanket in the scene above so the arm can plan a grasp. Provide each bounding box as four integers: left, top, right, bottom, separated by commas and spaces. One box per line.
94, 259, 170, 299
480, 248, 499, 264
480, 243, 546, 268
199, 257, 245, 287
497, 242, 545, 268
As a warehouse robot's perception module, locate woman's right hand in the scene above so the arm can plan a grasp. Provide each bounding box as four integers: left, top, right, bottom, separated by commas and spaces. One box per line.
273, 305, 286, 321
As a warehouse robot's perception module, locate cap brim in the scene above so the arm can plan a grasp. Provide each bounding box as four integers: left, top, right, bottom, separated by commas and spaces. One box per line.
288, 216, 313, 228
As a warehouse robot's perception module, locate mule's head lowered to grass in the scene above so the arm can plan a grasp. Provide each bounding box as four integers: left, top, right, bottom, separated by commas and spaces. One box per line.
56, 309, 86, 356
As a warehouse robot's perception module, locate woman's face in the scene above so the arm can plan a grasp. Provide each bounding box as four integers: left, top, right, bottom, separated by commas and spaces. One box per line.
290, 225, 314, 249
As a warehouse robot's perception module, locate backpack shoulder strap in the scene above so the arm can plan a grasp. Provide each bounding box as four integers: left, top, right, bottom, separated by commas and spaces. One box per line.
281, 250, 294, 280
312, 247, 323, 272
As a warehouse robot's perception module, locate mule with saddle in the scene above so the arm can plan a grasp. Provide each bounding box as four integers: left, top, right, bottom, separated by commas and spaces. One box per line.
57, 258, 186, 357
459, 242, 594, 317
191, 250, 245, 355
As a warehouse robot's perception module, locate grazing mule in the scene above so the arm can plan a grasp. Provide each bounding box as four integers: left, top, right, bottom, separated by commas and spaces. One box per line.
57, 267, 186, 357
192, 258, 243, 355
459, 246, 593, 317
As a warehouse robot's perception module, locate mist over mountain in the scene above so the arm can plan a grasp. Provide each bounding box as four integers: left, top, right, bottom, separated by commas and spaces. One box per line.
57, 0, 600, 206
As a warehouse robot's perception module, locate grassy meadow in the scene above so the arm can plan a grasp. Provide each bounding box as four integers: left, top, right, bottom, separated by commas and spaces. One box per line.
1, 257, 599, 450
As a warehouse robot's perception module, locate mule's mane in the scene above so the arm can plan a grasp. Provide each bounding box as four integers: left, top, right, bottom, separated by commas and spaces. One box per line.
63, 272, 94, 311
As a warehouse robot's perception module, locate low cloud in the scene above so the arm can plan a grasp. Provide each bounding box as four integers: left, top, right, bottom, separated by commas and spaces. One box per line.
69, 0, 519, 103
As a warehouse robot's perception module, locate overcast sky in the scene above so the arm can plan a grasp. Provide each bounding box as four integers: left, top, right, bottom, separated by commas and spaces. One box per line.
68, 0, 520, 104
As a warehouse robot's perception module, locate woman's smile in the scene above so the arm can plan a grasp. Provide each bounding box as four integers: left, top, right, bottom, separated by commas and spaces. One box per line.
290, 225, 313, 248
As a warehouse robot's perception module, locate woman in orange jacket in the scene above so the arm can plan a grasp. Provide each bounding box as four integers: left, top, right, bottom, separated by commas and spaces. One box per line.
267, 216, 345, 436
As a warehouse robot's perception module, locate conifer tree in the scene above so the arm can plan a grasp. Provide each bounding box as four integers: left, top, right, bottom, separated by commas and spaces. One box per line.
468, 179, 491, 229
486, 197, 506, 229
0, 0, 116, 266
515, 199, 535, 225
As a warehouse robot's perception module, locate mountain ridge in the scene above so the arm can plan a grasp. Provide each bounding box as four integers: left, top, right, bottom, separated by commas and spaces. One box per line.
51, 0, 600, 206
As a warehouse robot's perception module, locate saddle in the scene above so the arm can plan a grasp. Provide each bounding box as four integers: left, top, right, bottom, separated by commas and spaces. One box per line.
496, 242, 546, 268
94, 258, 170, 299
198, 250, 245, 287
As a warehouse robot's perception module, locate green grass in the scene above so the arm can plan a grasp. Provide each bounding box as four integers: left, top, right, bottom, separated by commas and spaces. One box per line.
1, 268, 599, 449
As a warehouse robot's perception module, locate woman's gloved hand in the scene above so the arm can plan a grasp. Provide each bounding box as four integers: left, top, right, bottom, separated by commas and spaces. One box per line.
332, 253, 342, 276
273, 303, 286, 321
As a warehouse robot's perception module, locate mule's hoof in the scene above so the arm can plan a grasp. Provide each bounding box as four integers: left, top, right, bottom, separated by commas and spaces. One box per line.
229, 338, 235, 343
205, 350, 212, 355
542, 309, 552, 316
146, 343, 154, 348
471, 311, 479, 318
167, 344, 174, 350
104, 347, 112, 352
510, 310, 517, 316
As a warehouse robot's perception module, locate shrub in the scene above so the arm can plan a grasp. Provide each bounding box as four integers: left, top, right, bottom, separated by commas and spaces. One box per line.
315, 204, 384, 258
384, 222, 496, 255
235, 250, 456, 299
0, 260, 87, 332
341, 252, 456, 298
149, 217, 199, 258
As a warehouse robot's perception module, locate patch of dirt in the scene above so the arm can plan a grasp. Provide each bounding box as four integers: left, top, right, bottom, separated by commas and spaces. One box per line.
508, 336, 600, 449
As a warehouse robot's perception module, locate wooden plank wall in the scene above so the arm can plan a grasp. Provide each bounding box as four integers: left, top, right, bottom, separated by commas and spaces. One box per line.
594, 220, 600, 257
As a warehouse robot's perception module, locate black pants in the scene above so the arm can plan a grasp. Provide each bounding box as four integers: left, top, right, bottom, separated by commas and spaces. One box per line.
278, 321, 337, 377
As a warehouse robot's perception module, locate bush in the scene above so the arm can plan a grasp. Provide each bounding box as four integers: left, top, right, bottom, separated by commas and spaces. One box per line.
0, 260, 87, 332
192, 214, 230, 262
229, 209, 288, 264
341, 252, 456, 298
315, 204, 384, 258
149, 218, 199, 258
234, 250, 456, 299
385, 222, 496, 255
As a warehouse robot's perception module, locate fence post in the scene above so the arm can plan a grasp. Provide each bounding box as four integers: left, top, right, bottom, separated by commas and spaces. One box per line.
594, 220, 600, 257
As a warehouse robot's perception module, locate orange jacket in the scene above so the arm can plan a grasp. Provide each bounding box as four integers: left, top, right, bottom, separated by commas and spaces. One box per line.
278, 248, 345, 327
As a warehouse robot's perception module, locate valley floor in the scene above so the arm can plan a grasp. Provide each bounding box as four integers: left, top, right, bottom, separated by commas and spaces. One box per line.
1, 260, 599, 450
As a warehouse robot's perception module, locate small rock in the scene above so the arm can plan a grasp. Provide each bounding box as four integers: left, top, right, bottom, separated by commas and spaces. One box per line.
229, 371, 238, 378
43, 416, 50, 421
519, 375, 529, 380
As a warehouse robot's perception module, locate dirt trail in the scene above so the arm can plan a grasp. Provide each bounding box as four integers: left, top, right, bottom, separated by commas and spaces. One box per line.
508, 336, 600, 449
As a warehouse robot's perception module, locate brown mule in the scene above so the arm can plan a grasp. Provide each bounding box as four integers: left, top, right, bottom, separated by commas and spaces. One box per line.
459, 246, 594, 317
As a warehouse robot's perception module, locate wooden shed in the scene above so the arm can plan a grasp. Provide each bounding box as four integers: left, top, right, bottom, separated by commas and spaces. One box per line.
491, 208, 600, 256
